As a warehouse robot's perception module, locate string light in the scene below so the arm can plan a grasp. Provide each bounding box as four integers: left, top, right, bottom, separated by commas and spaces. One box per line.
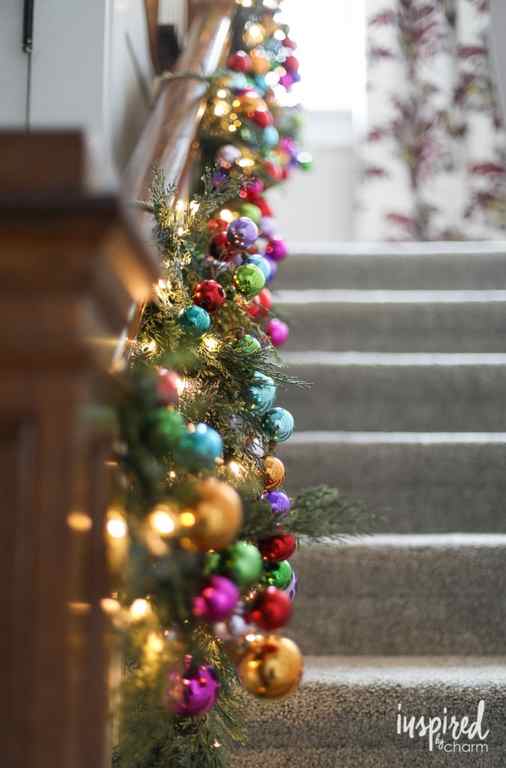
145, 632, 164, 658
179, 511, 196, 528
101, 597, 121, 615
129, 598, 151, 622
148, 503, 178, 537
227, 460, 246, 480
106, 509, 128, 539
67, 510, 92, 532
244, 22, 265, 47
202, 335, 221, 353
219, 209, 235, 223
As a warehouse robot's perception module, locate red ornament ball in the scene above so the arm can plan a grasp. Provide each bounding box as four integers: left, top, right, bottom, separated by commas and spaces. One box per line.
263, 161, 283, 182
207, 217, 228, 234
227, 50, 252, 72
284, 55, 300, 73
156, 368, 179, 405
259, 533, 297, 562
245, 586, 293, 630
251, 109, 273, 128
256, 197, 273, 217
247, 287, 273, 318
209, 231, 233, 260
193, 280, 226, 313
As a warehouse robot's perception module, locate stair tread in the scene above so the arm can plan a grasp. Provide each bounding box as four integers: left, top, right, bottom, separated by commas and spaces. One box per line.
275, 288, 506, 303
283, 351, 506, 365
287, 430, 506, 444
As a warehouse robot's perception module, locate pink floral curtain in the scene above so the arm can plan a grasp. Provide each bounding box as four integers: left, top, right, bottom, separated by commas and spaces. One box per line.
356, 0, 506, 240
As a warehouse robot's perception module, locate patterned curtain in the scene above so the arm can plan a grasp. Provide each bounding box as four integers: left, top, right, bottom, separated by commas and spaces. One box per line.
356, 0, 506, 240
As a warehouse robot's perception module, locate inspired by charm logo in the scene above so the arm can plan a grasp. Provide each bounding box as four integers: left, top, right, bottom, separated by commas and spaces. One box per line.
396, 701, 490, 753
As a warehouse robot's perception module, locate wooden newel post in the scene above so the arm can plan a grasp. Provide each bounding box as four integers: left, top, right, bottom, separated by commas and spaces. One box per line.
0, 132, 157, 768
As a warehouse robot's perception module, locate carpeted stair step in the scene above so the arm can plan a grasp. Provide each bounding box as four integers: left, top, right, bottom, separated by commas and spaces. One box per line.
287, 536, 506, 655
275, 289, 506, 353
279, 432, 506, 532
280, 352, 506, 432
280, 242, 506, 290
231, 656, 506, 767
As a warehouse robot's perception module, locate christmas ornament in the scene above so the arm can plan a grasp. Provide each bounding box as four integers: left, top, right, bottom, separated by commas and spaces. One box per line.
235, 334, 261, 355
179, 305, 211, 335
193, 280, 226, 313
285, 569, 298, 601
284, 55, 299, 73
246, 254, 272, 280
266, 318, 289, 347
248, 371, 276, 415
217, 144, 242, 168
176, 423, 223, 469
144, 408, 186, 455
242, 177, 264, 198
166, 660, 220, 716
239, 202, 262, 224
227, 216, 258, 248
237, 634, 303, 699
193, 575, 239, 622
248, 287, 273, 319
156, 368, 179, 406
266, 236, 288, 262
234, 263, 265, 299
252, 109, 273, 128
184, 478, 242, 551
227, 50, 252, 72
245, 586, 293, 630
259, 532, 297, 562
263, 559, 293, 590
297, 151, 313, 172
209, 231, 234, 260
264, 455, 285, 490
259, 216, 276, 238
263, 126, 280, 148
222, 541, 263, 587
250, 49, 270, 74
262, 407, 294, 442
264, 489, 291, 516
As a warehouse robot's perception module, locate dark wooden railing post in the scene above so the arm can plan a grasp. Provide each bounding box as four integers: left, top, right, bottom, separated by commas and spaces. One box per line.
0, 131, 157, 768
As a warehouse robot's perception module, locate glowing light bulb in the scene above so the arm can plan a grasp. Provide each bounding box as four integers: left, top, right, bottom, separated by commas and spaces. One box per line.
217, 88, 228, 99
149, 504, 178, 537
101, 598, 121, 615
67, 511, 92, 532
179, 511, 196, 528
214, 100, 230, 117
219, 208, 235, 223
145, 632, 164, 656
106, 511, 127, 539
129, 598, 151, 621
228, 460, 245, 479
202, 335, 221, 352
244, 22, 265, 46
237, 157, 255, 169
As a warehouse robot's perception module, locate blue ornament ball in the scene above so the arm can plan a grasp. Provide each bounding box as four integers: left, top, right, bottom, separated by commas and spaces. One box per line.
262, 407, 294, 443
176, 423, 223, 469
246, 254, 272, 281
179, 305, 211, 335
249, 372, 276, 415
263, 126, 279, 147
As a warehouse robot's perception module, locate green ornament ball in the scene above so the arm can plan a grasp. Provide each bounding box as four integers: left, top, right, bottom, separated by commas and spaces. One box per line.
262, 406, 295, 443
235, 334, 261, 355
249, 371, 276, 415
223, 541, 263, 587
144, 408, 186, 455
240, 202, 262, 224
179, 304, 211, 335
263, 560, 293, 590
234, 263, 265, 299
297, 151, 313, 172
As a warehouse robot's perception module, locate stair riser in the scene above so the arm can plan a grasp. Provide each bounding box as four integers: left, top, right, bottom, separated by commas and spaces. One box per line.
279, 440, 506, 533
281, 362, 506, 431
281, 250, 506, 290
279, 301, 506, 353
288, 543, 506, 655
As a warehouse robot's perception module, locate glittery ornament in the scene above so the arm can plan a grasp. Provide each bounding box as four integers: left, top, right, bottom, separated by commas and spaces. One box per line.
237, 634, 303, 699
166, 659, 220, 716
262, 407, 294, 442
248, 372, 276, 415
193, 575, 239, 622
259, 533, 297, 562
234, 263, 265, 299
179, 305, 211, 335
264, 455, 285, 490
235, 334, 261, 355
193, 280, 226, 313
245, 586, 293, 630
227, 217, 259, 248
264, 490, 291, 516
176, 423, 223, 469
266, 318, 289, 347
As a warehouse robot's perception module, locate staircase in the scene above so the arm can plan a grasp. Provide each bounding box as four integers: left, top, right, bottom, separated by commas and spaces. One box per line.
233, 243, 506, 766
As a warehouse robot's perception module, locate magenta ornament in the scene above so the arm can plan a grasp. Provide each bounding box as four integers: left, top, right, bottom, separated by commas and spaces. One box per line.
266, 236, 288, 262
166, 658, 220, 717
267, 318, 289, 347
193, 575, 240, 622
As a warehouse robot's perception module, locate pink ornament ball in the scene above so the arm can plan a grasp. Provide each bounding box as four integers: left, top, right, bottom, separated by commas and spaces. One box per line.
156, 368, 179, 405
267, 318, 289, 347
266, 236, 288, 262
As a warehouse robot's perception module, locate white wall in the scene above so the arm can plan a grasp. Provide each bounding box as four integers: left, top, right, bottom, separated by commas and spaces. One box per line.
0, 1, 30, 126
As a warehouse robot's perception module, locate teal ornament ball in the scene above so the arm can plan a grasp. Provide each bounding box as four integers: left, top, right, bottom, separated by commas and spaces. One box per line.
235, 334, 261, 355
263, 126, 279, 147
249, 372, 276, 415
179, 304, 211, 335
246, 254, 272, 281
240, 202, 262, 224
176, 423, 223, 469
223, 541, 263, 587
263, 560, 293, 590
234, 263, 265, 299
262, 407, 294, 442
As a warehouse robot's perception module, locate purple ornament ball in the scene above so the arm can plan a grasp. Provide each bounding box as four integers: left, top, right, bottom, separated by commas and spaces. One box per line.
264, 490, 291, 517
166, 662, 220, 717
266, 236, 288, 262
193, 575, 240, 622
265, 257, 278, 283
217, 144, 242, 168
212, 168, 229, 188
260, 216, 276, 238
267, 318, 289, 347
227, 217, 259, 248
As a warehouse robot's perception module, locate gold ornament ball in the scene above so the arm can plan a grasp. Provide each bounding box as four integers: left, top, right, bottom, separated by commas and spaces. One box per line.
184, 479, 242, 551
238, 634, 303, 699
250, 50, 270, 76
264, 455, 285, 490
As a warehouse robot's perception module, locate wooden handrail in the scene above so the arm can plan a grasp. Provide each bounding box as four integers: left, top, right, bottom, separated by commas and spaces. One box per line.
123, 1, 235, 209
